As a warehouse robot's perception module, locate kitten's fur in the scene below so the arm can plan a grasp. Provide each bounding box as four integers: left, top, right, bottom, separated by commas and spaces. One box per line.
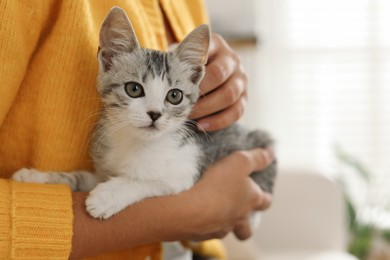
13, 7, 276, 219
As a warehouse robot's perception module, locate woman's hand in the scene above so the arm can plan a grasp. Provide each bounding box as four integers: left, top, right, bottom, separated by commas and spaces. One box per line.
181, 148, 273, 241
189, 33, 248, 132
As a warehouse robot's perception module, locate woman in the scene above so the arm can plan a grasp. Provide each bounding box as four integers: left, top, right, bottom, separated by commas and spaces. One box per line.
0, 1, 273, 259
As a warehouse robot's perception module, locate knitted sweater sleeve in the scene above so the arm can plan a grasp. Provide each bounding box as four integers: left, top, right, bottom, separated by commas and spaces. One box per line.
0, 2, 73, 258
0, 180, 73, 259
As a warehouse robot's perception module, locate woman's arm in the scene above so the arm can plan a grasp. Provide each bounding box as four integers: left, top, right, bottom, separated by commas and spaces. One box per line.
70, 148, 273, 258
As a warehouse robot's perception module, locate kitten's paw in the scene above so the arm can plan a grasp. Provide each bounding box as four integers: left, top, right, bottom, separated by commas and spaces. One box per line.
12, 168, 49, 183
86, 184, 124, 219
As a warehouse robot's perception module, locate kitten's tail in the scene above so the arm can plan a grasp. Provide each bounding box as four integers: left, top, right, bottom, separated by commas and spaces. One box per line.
12, 168, 102, 192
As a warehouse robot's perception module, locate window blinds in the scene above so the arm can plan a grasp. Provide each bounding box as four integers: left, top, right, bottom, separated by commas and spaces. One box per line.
246, 0, 390, 177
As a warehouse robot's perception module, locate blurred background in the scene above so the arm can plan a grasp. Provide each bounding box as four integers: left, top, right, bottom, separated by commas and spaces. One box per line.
206, 0, 390, 259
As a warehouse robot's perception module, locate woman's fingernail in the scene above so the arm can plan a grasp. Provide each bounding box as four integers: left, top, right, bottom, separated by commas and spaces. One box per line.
198, 122, 210, 130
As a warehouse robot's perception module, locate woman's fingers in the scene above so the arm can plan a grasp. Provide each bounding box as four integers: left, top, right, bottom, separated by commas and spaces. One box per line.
254, 192, 272, 211
185, 147, 275, 241
245, 148, 275, 172
237, 148, 274, 211
196, 96, 247, 131
190, 32, 248, 131
191, 68, 247, 120
233, 218, 252, 240
199, 50, 239, 95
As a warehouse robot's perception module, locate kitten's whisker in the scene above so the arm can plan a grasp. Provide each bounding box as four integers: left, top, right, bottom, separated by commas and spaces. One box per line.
186, 120, 214, 143
91, 119, 130, 155
82, 108, 125, 155
173, 123, 197, 147
198, 90, 208, 99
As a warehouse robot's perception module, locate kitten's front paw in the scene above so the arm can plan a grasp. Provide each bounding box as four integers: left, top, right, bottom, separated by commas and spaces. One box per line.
86, 184, 124, 219
12, 168, 49, 183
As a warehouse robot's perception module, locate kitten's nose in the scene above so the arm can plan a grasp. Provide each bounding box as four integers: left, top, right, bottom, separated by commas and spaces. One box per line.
147, 111, 162, 122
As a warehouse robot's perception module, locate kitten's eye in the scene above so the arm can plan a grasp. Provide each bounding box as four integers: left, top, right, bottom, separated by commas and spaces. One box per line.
125, 82, 145, 98
166, 89, 183, 105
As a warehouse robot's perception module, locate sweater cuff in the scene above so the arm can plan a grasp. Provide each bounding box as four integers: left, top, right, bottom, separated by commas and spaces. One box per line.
0, 179, 73, 259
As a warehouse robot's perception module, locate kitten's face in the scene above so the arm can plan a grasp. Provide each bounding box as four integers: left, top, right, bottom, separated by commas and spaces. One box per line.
98, 49, 202, 139
96, 7, 210, 139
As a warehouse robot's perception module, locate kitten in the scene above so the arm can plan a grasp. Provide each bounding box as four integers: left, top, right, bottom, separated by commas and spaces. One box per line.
13, 7, 276, 220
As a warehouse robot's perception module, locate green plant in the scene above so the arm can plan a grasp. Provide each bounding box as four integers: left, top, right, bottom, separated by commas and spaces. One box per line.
335, 146, 390, 260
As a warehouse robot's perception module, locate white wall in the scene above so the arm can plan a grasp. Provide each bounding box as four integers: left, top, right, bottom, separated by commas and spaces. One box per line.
206, 0, 256, 39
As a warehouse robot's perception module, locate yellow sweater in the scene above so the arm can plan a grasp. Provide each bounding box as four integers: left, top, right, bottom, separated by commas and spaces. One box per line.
0, 1, 224, 259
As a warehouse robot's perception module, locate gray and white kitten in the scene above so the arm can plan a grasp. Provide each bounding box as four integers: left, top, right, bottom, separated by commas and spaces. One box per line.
13, 7, 276, 219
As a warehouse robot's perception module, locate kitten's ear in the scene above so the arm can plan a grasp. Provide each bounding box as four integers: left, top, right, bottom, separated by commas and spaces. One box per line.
98, 7, 140, 71
174, 24, 210, 66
